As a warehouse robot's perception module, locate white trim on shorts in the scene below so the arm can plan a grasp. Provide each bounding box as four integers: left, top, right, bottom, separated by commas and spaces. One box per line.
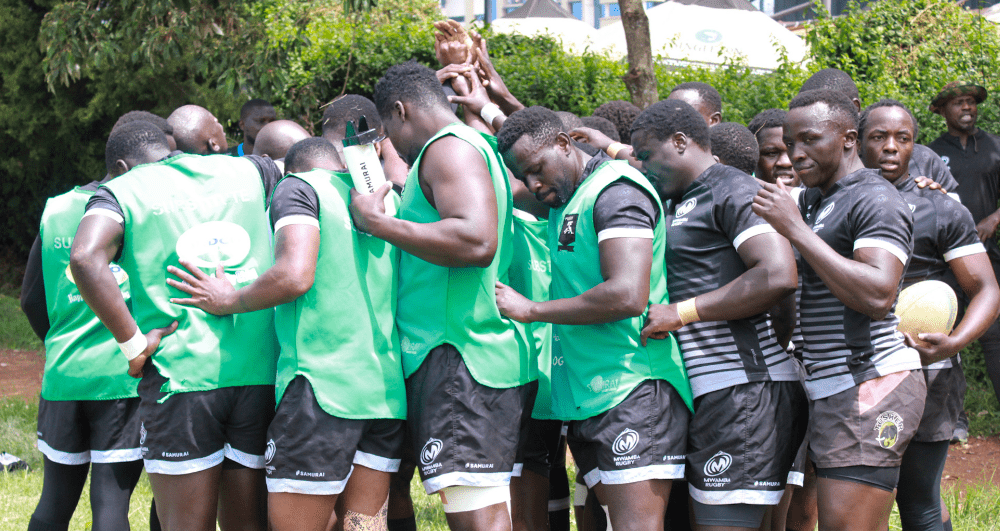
787, 471, 805, 487
353, 450, 401, 473
266, 475, 351, 495
91, 447, 142, 464
224, 443, 264, 469
37, 439, 90, 465
422, 470, 512, 494
549, 497, 571, 511
144, 448, 225, 475
581, 463, 685, 488
689, 484, 785, 506
511, 463, 524, 478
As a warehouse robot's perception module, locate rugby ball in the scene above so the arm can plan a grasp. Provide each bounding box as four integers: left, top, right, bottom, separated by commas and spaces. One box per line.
895, 280, 958, 339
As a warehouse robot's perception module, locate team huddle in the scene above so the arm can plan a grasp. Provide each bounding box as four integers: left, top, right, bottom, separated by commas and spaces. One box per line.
18, 24, 1000, 531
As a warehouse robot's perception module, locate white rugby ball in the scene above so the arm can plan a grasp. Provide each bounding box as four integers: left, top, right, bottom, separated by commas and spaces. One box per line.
896, 280, 958, 338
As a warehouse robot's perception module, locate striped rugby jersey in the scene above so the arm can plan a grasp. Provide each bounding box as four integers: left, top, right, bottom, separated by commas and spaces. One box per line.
797, 169, 921, 400
666, 164, 800, 398
895, 175, 985, 370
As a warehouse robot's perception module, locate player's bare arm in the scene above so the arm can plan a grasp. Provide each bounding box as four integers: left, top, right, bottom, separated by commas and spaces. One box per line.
350, 135, 499, 268
905, 252, 1000, 364
753, 181, 903, 320
167, 224, 320, 315
70, 214, 176, 378
496, 236, 652, 325
641, 232, 797, 343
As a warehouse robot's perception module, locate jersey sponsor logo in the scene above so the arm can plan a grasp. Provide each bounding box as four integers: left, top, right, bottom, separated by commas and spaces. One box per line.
810, 201, 835, 232
420, 437, 443, 466
295, 470, 325, 477
552, 356, 564, 366
940, 155, 950, 169
704, 451, 733, 477
64, 263, 129, 287
588, 375, 619, 393
612, 428, 640, 455
175, 221, 252, 268
528, 258, 549, 273
874, 411, 904, 449
52, 236, 74, 249
907, 203, 916, 213
265, 439, 276, 464
139, 422, 147, 446
674, 198, 697, 219
558, 214, 578, 252
162, 451, 189, 458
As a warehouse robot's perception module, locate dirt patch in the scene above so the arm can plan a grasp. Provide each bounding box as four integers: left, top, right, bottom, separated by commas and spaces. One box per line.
0, 349, 43, 403
943, 435, 1000, 490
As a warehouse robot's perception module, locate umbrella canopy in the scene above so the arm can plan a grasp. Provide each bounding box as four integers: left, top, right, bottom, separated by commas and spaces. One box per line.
671, 0, 757, 11
504, 0, 576, 19
489, 17, 599, 53
593, 1, 807, 70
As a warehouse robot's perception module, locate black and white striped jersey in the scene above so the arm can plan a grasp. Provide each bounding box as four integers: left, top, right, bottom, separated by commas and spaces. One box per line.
797, 169, 921, 400
666, 164, 799, 398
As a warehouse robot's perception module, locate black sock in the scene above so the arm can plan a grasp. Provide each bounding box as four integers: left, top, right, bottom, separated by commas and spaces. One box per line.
387, 516, 417, 531
150, 499, 162, 531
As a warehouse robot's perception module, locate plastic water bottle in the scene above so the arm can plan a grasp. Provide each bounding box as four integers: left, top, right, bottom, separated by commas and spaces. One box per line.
343, 117, 395, 216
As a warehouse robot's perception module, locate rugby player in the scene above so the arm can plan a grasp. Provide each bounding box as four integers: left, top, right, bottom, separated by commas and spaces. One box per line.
167, 105, 228, 155
20, 121, 164, 531
166, 137, 405, 531
228, 99, 277, 157
668, 82, 723, 127
752, 89, 925, 531
632, 100, 805, 531
494, 105, 693, 531
859, 100, 1000, 531
70, 118, 283, 531
349, 61, 534, 531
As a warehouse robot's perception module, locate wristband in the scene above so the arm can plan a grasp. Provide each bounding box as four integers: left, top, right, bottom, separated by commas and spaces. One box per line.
677, 298, 701, 326
606, 142, 626, 159
480, 103, 505, 126
118, 328, 147, 361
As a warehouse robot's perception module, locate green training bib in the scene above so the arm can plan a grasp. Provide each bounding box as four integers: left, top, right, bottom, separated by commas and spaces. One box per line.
395, 123, 532, 389
547, 160, 693, 420
102, 153, 279, 399
272, 170, 405, 420
40, 187, 136, 401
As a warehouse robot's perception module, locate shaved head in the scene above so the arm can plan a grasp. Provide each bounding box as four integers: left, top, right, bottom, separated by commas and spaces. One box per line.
252, 120, 311, 159
167, 105, 227, 155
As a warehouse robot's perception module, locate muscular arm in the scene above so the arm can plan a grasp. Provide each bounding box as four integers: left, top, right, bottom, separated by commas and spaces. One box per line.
497, 237, 652, 324
20, 236, 49, 341
910, 253, 1000, 364
68, 215, 134, 341
166, 225, 320, 315
640, 233, 798, 342
753, 182, 904, 320
351, 135, 499, 268
769, 292, 797, 350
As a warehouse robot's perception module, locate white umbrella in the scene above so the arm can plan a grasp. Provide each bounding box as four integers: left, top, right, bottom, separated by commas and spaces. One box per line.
488, 17, 599, 54
593, 2, 808, 70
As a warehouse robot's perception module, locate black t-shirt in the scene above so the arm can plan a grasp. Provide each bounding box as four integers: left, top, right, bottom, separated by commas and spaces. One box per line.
583, 152, 659, 236
269, 176, 321, 230
665, 163, 798, 397
929, 129, 1000, 260
909, 143, 960, 195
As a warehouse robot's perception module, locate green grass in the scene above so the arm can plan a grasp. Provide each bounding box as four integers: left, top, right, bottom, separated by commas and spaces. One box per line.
959, 342, 1000, 437
0, 294, 43, 351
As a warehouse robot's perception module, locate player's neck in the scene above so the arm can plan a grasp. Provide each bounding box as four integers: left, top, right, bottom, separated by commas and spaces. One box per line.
821, 153, 865, 194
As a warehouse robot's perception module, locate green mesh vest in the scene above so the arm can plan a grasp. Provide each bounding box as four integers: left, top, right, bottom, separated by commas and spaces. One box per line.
548, 160, 693, 420
510, 213, 557, 419
40, 186, 136, 401
102, 153, 279, 398
396, 123, 531, 388
272, 170, 405, 420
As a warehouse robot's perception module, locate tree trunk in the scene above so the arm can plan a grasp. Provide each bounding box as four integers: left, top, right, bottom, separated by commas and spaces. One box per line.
618, 0, 658, 109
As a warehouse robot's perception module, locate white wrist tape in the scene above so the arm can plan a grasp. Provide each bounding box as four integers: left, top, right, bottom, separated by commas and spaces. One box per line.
440, 485, 510, 514
118, 328, 147, 361
480, 103, 505, 126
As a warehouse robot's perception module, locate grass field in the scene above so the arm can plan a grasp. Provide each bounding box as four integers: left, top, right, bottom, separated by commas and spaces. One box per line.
0, 294, 43, 351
